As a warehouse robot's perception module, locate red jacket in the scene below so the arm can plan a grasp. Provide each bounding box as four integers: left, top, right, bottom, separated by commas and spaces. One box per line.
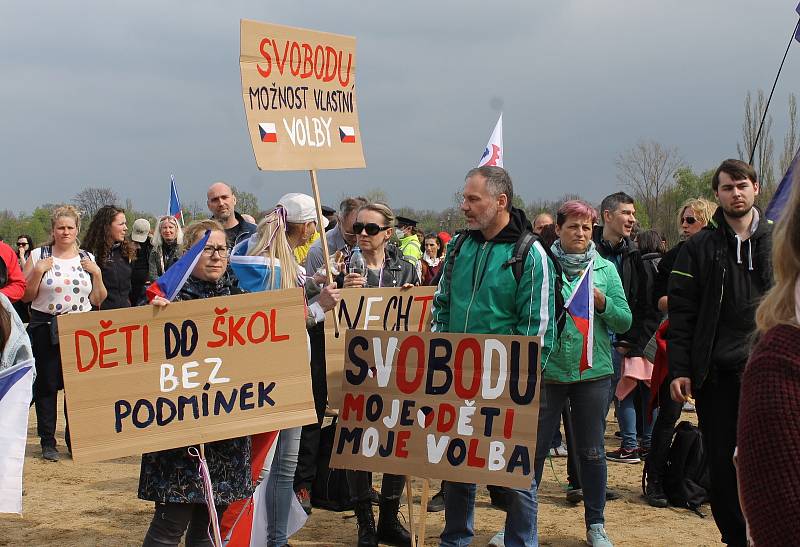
0, 242, 25, 302
738, 323, 800, 545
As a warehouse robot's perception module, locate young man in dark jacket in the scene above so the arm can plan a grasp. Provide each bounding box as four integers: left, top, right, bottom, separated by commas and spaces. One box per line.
669, 159, 773, 547
592, 192, 651, 463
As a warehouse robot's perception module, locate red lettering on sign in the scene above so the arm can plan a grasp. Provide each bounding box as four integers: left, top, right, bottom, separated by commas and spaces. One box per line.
395, 430, 411, 458
454, 338, 481, 399
396, 335, 425, 394
467, 438, 487, 468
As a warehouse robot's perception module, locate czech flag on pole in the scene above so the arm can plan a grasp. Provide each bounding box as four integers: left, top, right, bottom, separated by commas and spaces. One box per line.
146, 230, 210, 302
169, 175, 183, 224
477, 113, 503, 168
563, 260, 594, 374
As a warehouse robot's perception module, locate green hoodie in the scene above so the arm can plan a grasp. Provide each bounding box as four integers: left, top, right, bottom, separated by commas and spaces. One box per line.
432, 209, 556, 362
543, 254, 632, 383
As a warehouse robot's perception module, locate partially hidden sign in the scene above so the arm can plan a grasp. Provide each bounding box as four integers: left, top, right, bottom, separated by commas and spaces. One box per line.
240, 19, 365, 171
58, 289, 315, 463
330, 331, 542, 489
324, 287, 435, 408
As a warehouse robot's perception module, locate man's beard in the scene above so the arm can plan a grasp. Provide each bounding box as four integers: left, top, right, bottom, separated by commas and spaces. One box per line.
722, 203, 753, 219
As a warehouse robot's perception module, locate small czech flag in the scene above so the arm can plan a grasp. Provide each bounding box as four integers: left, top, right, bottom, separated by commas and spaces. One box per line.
339, 126, 356, 143
258, 122, 277, 143
563, 259, 594, 374
146, 230, 211, 302
169, 175, 183, 224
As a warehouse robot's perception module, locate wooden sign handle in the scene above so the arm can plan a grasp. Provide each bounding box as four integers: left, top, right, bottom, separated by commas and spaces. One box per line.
418, 479, 430, 546
405, 477, 416, 547
309, 169, 340, 337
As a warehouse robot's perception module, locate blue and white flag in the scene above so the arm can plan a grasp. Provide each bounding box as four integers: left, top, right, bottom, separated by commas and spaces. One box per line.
477, 114, 503, 168
766, 147, 800, 221
0, 359, 34, 514
146, 230, 210, 302
169, 175, 183, 225
228, 238, 283, 293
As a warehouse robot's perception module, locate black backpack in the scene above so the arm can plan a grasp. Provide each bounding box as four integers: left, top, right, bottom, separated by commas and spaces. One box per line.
443, 230, 566, 336
647, 420, 710, 516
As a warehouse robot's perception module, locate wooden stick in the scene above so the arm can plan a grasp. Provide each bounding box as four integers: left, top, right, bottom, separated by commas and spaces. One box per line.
405, 477, 416, 547
418, 480, 430, 547
309, 169, 340, 337
200, 444, 223, 547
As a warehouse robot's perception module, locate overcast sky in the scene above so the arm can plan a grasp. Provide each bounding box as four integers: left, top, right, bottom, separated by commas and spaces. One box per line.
2, 1, 800, 215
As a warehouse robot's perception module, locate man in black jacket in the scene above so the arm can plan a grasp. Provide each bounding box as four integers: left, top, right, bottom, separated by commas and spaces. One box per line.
206, 182, 257, 249
669, 159, 772, 547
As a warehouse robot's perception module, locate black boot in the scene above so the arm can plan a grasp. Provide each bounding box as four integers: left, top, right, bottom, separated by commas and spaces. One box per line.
376, 497, 411, 547
354, 500, 378, 547
645, 479, 669, 508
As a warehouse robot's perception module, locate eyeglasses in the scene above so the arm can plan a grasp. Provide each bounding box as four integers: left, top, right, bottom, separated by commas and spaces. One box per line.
681, 216, 697, 225
201, 246, 228, 258
352, 222, 391, 236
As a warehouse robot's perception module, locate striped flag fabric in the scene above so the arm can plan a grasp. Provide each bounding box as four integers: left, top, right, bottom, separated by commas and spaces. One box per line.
563, 260, 594, 374
0, 359, 35, 514
477, 114, 503, 168
766, 146, 799, 221
169, 175, 183, 225
145, 230, 210, 302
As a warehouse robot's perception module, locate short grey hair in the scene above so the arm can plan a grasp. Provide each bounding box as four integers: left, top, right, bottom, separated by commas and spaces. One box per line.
465, 166, 514, 211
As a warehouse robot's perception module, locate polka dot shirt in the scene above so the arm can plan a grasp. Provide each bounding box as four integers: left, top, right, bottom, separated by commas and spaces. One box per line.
30, 247, 96, 315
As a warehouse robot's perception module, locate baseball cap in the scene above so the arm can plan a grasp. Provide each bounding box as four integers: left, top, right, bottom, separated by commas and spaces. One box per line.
131, 218, 151, 243
277, 193, 329, 229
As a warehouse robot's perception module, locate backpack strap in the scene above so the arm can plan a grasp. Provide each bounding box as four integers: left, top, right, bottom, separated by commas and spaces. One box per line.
78, 249, 91, 261
40, 245, 52, 259
442, 230, 468, 290
503, 231, 537, 284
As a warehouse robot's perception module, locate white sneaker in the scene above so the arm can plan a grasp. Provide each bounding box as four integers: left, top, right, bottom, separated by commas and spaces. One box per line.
549, 442, 568, 457
488, 530, 505, 547
586, 524, 613, 547
682, 401, 696, 412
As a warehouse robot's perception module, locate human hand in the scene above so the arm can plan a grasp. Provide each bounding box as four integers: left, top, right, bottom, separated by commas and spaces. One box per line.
317, 283, 342, 312
35, 257, 54, 275
80, 258, 101, 276
670, 377, 693, 403
151, 296, 170, 307
593, 287, 606, 313
400, 283, 415, 289
343, 273, 367, 288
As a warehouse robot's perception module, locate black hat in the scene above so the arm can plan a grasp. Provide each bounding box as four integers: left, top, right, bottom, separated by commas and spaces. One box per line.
321, 205, 336, 217
396, 216, 418, 228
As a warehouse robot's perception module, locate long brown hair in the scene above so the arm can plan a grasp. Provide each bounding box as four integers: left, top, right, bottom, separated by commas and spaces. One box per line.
755, 173, 800, 332
82, 205, 135, 263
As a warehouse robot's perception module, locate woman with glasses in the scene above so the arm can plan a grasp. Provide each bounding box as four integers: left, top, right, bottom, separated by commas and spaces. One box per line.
15, 234, 33, 267
139, 219, 253, 547
148, 215, 184, 281
342, 202, 417, 547
82, 205, 134, 310
643, 197, 716, 508
21, 206, 107, 461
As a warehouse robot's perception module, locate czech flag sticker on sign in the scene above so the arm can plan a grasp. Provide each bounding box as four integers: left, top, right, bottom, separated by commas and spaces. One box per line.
258, 122, 277, 143
339, 126, 356, 143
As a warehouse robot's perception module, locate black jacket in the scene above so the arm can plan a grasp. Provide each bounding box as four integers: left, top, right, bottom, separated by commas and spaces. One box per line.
592, 226, 650, 355
223, 211, 258, 250
130, 240, 152, 305
667, 207, 773, 389
336, 244, 419, 288
99, 243, 132, 310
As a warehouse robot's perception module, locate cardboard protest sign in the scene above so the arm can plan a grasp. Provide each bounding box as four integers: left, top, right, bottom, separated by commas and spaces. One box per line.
58, 289, 315, 463
330, 331, 542, 489
240, 19, 365, 171
324, 287, 435, 407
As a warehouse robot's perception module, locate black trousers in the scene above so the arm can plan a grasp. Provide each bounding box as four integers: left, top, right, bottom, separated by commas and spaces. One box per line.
347, 470, 405, 503
645, 377, 683, 483
142, 502, 227, 547
35, 393, 70, 450
29, 322, 70, 450
294, 323, 329, 492
696, 373, 747, 547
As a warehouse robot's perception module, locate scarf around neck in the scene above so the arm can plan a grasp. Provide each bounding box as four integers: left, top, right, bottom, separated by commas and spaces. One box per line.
551, 239, 596, 279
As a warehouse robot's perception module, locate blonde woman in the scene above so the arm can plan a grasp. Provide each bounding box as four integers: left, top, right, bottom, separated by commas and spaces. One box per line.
148, 215, 184, 281
737, 177, 800, 544
22, 206, 106, 461
234, 193, 340, 547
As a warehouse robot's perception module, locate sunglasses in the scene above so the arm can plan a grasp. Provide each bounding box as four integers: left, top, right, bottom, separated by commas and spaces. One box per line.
352, 222, 390, 236
17, 242, 28, 247
681, 216, 697, 225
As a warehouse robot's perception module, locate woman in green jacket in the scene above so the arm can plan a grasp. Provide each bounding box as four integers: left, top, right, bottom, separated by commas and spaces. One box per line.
534, 200, 631, 547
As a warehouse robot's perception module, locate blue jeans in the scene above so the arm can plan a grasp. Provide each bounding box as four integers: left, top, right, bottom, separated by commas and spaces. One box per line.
263, 427, 301, 546
618, 381, 656, 450
535, 377, 610, 527
440, 479, 538, 547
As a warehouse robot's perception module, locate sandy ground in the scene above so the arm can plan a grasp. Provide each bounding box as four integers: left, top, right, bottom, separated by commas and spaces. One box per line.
0, 400, 722, 546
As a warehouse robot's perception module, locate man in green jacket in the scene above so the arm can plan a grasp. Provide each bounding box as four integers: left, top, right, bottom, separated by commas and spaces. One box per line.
434, 166, 556, 547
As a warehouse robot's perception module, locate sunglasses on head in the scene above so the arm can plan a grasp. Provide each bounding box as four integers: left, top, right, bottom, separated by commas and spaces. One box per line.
681, 216, 697, 225
352, 222, 390, 236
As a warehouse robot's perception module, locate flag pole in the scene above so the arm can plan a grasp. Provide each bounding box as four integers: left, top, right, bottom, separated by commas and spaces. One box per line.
749, 17, 800, 164
309, 169, 340, 337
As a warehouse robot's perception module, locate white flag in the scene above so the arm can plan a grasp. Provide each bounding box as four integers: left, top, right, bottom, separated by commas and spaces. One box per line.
0, 359, 35, 514
477, 113, 503, 168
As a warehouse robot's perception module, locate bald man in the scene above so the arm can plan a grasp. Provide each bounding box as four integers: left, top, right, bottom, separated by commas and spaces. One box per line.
207, 182, 257, 249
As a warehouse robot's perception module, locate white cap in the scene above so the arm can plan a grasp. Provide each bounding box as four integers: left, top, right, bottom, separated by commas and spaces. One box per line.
277, 193, 329, 229
131, 218, 151, 243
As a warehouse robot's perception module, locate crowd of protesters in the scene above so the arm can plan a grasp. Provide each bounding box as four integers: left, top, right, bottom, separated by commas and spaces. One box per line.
2, 156, 799, 547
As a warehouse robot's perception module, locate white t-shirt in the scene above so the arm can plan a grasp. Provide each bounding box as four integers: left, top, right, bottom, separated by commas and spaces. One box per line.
29, 247, 96, 315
